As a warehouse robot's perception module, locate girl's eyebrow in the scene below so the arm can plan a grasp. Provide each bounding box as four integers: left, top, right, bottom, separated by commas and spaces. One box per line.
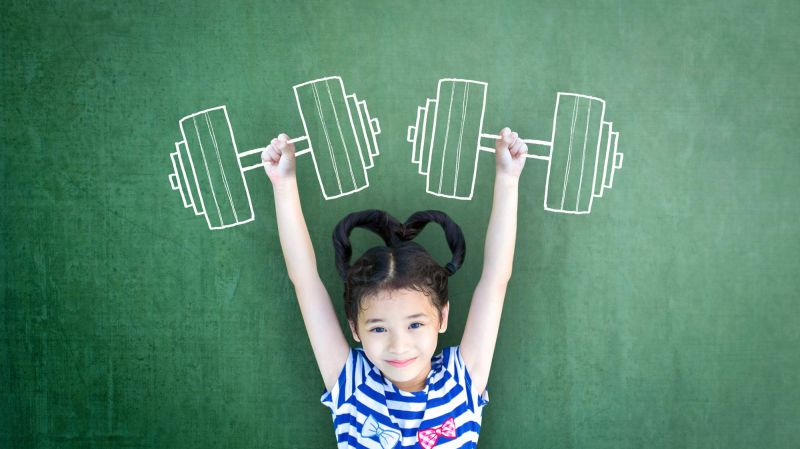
365, 313, 426, 324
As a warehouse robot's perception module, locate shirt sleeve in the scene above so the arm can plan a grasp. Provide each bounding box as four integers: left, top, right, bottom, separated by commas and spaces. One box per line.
320, 346, 368, 414
452, 346, 491, 411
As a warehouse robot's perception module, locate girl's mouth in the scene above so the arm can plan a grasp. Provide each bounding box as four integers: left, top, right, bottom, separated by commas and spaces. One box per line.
387, 357, 416, 368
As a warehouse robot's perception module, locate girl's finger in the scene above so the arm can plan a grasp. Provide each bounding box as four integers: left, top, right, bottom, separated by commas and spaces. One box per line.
261, 146, 274, 164
264, 148, 274, 163
498, 127, 512, 147
505, 131, 516, 147
503, 131, 516, 150
510, 139, 525, 156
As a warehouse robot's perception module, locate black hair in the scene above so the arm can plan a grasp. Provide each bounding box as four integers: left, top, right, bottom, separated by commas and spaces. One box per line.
332, 210, 466, 335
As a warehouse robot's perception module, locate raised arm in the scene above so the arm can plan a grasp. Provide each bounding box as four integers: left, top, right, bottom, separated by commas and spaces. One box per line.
263, 134, 350, 392
460, 128, 527, 395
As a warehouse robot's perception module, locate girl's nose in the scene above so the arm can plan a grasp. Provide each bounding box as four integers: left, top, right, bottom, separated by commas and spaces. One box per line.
388, 333, 411, 353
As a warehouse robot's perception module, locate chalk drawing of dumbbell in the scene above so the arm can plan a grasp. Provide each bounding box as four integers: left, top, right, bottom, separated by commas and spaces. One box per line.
407, 79, 623, 214
168, 76, 381, 230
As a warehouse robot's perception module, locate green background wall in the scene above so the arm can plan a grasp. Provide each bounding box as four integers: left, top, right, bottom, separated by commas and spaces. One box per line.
3, 1, 798, 447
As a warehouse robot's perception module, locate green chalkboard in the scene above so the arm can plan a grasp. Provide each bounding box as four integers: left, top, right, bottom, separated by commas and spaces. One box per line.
3, 1, 799, 448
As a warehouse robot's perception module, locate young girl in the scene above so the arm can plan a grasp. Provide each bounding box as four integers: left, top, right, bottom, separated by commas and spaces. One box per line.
262, 128, 527, 448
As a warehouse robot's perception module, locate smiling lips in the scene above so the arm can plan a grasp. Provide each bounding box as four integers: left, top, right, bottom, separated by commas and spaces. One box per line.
387, 357, 416, 367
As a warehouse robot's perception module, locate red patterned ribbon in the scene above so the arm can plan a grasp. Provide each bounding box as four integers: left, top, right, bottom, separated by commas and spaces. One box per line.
417, 417, 456, 449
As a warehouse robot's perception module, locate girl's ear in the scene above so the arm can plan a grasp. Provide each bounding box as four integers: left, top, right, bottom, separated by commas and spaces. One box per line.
439, 303, 449, 333
348, 320, 361, 342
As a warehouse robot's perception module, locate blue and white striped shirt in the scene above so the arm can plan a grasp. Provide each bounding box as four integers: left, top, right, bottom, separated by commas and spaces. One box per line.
321, 346, 490, 448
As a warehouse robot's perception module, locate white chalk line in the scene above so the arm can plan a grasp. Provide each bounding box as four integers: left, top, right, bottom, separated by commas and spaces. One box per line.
237, 136, 309, 159
171, 77, 381, 230
575, 100, 592, 211
438, 81, 456, 195
349, 95, 372, 169
326, 78, 357, 193
561, 98, 579, 211
205, 112, 239, 223
311, 82, 343, 195
419, 99, 433, 176
453, 82, 468, 196
192, 116, 224, 226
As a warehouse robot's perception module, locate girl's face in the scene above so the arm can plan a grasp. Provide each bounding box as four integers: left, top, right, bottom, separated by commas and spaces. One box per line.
348, 288, 449, 393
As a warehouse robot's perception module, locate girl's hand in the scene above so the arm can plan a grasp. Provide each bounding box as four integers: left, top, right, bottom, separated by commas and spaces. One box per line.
495, 127, 528, 178
262, 133, 296, 184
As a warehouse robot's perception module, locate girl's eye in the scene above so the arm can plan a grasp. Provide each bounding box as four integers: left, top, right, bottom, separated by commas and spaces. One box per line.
370, 323, 423, 333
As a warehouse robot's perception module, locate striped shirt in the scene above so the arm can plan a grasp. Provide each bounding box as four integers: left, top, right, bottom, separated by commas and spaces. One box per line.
320, 345, 490, 448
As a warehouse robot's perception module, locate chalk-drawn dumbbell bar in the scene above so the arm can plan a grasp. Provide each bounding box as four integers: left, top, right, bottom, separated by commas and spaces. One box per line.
168, 76, 381, 230
407, 79, 623, 214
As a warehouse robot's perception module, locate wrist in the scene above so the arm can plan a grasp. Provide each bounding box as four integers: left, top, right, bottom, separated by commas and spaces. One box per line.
495, 172, 520, 187
272, 176, 298, 193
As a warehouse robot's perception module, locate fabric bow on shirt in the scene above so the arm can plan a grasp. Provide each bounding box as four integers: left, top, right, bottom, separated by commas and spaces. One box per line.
417, 416, 456, 449
362, 414, 402, 449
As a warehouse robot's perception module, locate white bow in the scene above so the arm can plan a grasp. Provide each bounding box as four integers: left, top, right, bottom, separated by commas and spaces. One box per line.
361, 414, 401, 449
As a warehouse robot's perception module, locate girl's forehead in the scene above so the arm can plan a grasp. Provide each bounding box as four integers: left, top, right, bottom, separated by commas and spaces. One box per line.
360, 289, 435, 317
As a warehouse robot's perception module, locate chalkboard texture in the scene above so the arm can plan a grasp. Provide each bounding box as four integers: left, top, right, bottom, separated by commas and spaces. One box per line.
2, 1, 799, 448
